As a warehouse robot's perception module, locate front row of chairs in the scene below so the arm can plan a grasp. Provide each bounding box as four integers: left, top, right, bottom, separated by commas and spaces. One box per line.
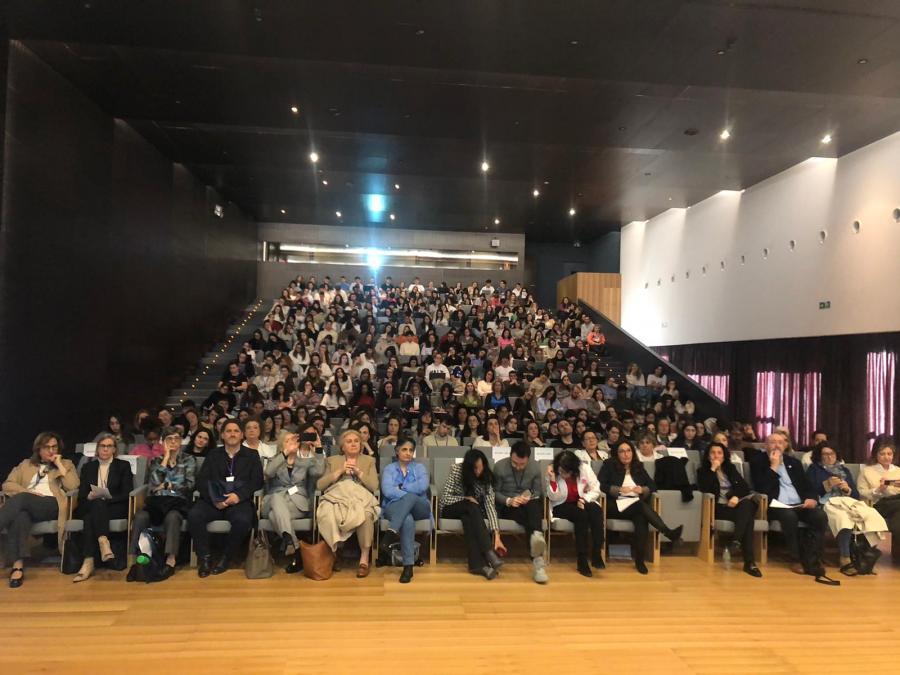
2, 453, 870, 572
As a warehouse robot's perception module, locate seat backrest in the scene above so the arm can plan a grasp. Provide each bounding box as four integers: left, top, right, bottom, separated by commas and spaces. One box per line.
432, 458, 457, 494
590, 459, 603, 476
686, 449, 701, 466
684, 459, 698, 485
742, 461, 754, 490
426, 446, 466, 460
730, 450, 744, 463
117, 454, 149, 486
644, 461, 656, 479
846, 463, 861, 482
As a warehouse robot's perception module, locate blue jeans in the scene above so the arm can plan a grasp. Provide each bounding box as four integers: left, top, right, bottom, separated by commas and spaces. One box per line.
383, 493, 432, 565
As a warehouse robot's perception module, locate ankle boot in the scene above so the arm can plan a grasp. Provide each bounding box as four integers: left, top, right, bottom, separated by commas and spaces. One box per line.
399, 565, 413, 583
285, 550, 303, 574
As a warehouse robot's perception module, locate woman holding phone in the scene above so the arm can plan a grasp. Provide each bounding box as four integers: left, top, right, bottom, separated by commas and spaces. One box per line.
263, 425, 325, 573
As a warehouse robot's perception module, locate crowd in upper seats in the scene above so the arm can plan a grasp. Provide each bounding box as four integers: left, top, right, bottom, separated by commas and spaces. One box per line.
1, 273, 898, 588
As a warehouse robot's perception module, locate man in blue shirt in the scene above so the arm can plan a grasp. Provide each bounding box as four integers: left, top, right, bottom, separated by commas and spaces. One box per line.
750, 432, 834, 583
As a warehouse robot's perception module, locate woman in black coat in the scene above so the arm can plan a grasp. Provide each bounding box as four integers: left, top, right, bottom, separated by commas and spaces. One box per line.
72, 433, 134, 582
697, 441, 762, 577
598, 440, 683, 574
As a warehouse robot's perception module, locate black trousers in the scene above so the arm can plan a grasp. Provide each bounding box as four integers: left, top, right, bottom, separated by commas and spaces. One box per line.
188, 500, 255, 559
767, 505, 827, 563
442, 500, 492, 571
714, 500, 756, 564
496, 500, 542, 538
552, 501, 604, 559
0, 493, 58, 561
606, 496, 670, 564
77, 499, 128, 557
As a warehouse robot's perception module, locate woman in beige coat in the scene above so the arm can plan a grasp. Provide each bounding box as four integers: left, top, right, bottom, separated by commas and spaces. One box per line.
316, 429, 378, 578
1, 431, 79, 587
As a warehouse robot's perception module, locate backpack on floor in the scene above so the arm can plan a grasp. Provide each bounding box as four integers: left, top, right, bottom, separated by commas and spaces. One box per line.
126, 528, 169, 583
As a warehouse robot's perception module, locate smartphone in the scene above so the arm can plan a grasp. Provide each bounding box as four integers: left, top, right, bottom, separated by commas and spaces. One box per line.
300, 432, 317, 442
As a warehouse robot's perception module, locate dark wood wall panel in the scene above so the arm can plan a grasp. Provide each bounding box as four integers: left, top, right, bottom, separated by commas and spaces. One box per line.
0, 43, 257, 474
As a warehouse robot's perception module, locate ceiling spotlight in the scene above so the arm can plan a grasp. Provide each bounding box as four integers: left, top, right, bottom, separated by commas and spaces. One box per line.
821, 133, 833, 145
280, 208, 286, 214
290, 105, 299, 114
481, 161, 490, 173
309, 151, 319, 163
389, 213, 396, 221
494, 217, 500, 225
532, 189, 540, 197
394, 183, 400, 190
543, 180, 549, 185
568, 207, 576, 216
335, 210, 342, 218
719, 128, 731, 141
322, 179, 328, 185
858, 57, 869, 64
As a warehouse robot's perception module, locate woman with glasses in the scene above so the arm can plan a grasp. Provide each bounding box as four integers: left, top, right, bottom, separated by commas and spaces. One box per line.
0, 431, 79, 587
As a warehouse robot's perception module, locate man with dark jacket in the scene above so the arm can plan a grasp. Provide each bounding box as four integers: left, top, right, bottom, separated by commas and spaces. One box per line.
750, 432, 835, 584
189, 419, 263, 577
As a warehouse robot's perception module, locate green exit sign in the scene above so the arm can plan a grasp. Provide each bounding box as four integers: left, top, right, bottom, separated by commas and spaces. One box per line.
819, 301, 831, 310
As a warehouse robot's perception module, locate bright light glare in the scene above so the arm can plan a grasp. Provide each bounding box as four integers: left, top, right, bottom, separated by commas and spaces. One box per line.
309, 151, 319, 163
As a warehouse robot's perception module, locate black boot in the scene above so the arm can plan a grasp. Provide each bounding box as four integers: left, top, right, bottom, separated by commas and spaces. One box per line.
281, 532, 296, 556
577, 555, 593, 577
635, 559, 649, 575
197, 555, 212, 578
666, 525, 684, 545
285, 550, 303, 574
211, 555, 229, 575
591, 546, 606, 569
399, 565, 413, 583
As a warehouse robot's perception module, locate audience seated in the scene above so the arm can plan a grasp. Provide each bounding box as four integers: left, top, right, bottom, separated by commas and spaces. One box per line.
598, 441, 683, 575
131, 427, 196, 575
72, 432, 135, 582
697, 442, 761, 577
380, 436, 431, 583
749, 433, 837, 584
547, 449, 604, 577
494, 441, 548, 584
439, 448, 506, 579
189, 419, 263, 577
1, 432, 79, 587
857, 436, 900, 561
806, 441, 887, 576
316, 429, 379, 577
263, 426, 324, 573
25, 272, 891, 588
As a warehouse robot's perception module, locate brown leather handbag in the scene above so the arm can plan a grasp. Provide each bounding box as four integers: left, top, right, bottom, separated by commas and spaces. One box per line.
300, 540, 335, 580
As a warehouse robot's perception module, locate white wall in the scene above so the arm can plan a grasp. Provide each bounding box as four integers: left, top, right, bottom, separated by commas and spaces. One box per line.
621, 131, 900, 346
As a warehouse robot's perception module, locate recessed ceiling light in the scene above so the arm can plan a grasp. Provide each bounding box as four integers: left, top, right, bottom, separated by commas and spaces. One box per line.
494, 217, 500, 225
415, 28, 425, 36
668, 196, 673, 201
858, 57, 869, 64
389, 213, 396, 221
335, 210, 342, 218
821, 133, 833, 144
543, 180, 549, 185
570, 40, 579, 46
394, 183, 400, 190
280, 208, 286, 214
716, 49, 726, 56
532, 189, 540, 197
568, 207, 576, 216
322, 179, 328, 185
309, 151, 319, 163
481, 161, 490, 173
719, 128, 731, 141
290, 105, 299, 114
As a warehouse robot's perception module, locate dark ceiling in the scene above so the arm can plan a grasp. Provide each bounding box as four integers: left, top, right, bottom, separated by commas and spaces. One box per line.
10, 0, 900, 242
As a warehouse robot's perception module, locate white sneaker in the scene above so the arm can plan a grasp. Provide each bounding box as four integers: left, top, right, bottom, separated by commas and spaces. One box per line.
529, 532, 546, 558
532, 556, 549, 584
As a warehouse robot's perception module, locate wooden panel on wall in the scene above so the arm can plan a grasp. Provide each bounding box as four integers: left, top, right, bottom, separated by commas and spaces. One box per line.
557, 273, 621, 325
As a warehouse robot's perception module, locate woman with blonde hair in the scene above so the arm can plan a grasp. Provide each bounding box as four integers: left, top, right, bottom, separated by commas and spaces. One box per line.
316, 429, 379, 577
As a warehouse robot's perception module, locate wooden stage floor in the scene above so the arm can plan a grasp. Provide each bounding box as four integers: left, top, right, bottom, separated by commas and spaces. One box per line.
3, 555, 899, 674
